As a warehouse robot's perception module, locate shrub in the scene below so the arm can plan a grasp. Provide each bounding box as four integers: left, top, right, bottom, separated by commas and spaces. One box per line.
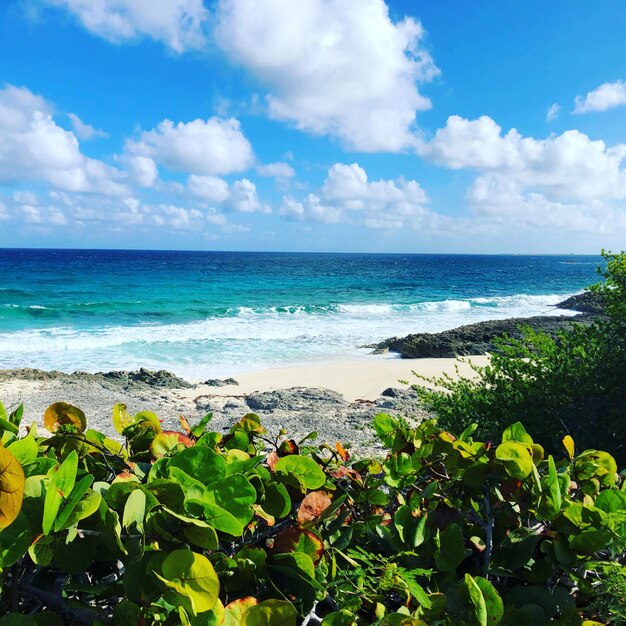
0, 399, 624, 624
415, 250, 626, 464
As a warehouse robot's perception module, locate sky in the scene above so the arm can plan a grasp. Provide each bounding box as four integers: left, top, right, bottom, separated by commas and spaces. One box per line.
0, 1, 625, 253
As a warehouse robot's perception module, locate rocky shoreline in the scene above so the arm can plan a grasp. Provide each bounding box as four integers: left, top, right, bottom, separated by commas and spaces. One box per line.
372, 291, 603, 359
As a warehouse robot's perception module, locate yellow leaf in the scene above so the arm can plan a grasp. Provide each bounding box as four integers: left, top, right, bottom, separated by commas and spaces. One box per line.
562, 435, 575, 460
0, 446, 25, 529
44, 402, 86, 433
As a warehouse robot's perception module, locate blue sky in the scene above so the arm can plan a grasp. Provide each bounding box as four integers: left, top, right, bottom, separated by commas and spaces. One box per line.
0, 0, 625, 253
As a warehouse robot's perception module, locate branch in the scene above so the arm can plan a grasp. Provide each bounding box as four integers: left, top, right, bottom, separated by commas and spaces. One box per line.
482, 484, 494, 578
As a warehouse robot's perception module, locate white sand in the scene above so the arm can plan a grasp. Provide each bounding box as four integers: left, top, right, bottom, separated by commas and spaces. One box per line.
181, 355, 491, 403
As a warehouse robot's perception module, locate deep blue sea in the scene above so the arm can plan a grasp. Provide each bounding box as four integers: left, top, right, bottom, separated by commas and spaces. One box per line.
0, 249, 603, 379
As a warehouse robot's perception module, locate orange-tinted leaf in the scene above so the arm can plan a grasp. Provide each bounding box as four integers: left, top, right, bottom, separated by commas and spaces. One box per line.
44, 402, 86, 433
278, 439, 298, 456
150, 431, 194, 459
224, 597, 258, 626
297, 491, 332, 524
0, 446, 25, 529
331, 466, 361, 481
179, 415, 192, 435
114, 469, 140, 483
271, 527, 324, 565
335, 441, 350, 462
266, 451, 279, 472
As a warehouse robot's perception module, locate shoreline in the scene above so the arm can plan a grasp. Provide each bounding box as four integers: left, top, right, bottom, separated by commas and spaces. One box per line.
0, 292, 597, 453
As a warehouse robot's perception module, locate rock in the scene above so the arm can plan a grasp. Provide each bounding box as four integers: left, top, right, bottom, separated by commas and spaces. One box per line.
0, 368, 66, 382
224, 400, 246, 411
375, 315, 591, 359
203, 377, 239, 387
381, 387, 401, 397
556, 291, 606, 315
99, 368, 193, 389
246, 387, 346, 412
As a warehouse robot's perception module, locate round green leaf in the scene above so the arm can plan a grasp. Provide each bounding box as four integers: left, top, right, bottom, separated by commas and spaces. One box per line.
167, 446, 226, 484
262, 482, 291, 518
434, 523, 466, 572
274, 455, 325, 490
207, 473, 256, 524
158, 549, 220, 614
0, 511, 31, 567
241, 599, 297, 626
495, 441, 533, 479
595, 489, 626, 513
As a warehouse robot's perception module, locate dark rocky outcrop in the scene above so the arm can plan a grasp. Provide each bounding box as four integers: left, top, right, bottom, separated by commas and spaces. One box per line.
556, 291, 606, 315
203, 377, 239, 387
374, 315, 590, 359
99, 368, 193, 389
0, 367, 193, 389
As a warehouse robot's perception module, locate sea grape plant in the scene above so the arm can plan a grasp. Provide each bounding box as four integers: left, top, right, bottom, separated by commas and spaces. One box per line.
0, 399, 624, 625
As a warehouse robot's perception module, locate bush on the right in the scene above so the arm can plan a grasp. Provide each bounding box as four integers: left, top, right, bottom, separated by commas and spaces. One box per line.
416, 250, 626, 465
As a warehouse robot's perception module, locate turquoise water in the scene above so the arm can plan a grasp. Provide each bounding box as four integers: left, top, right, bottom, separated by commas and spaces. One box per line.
0, 249, 602, 379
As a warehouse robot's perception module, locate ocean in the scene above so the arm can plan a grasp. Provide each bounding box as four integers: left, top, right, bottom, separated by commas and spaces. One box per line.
0, 249, 602, 380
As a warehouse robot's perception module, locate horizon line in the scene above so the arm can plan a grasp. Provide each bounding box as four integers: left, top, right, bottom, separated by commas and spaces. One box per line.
0, 246, 605, 257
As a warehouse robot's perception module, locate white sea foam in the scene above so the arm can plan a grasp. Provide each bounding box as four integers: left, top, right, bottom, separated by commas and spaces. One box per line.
0, 292, 581, 379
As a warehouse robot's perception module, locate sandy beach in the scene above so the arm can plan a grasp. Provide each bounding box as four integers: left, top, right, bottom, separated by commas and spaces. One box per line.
182, 355, 490, 402
0, 355, 489, 455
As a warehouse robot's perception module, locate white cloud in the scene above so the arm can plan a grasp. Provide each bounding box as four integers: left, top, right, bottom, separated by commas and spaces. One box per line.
45, 0, 209, 53
279, 194, 342, 224
124, 155, 158, 188
215, 0, 439, 152
9, 192, 232, 233
0, 202, 8, 221
322, 162, 428, 212
223, 223, 251, 233
13, 190, 39, 205
0, 84, 128, 195
426, 115, 626, 202
425, 114, 626, 237
188, 175, 230, 202
546, 103, 560, 122
20, 203, 68, 226
257, 161, 295, 180
466, 178, 626, 235
280, 162, 429, 228
126, 117, 254, 176
228, 178, 271, 213
67, 112, 108, 140
573, 80, 626, 114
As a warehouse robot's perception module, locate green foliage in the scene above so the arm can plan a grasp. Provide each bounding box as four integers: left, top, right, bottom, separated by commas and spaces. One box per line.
416, 250, 626, 464
0, 401, 624, 625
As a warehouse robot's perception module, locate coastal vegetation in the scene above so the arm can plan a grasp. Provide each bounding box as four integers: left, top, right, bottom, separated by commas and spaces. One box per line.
0, 395, 624, 624
416, 250, 626, 465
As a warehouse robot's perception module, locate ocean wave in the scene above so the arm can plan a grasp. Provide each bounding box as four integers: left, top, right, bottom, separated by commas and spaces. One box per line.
0, 293, 576, 321
0, 291, 579, 359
